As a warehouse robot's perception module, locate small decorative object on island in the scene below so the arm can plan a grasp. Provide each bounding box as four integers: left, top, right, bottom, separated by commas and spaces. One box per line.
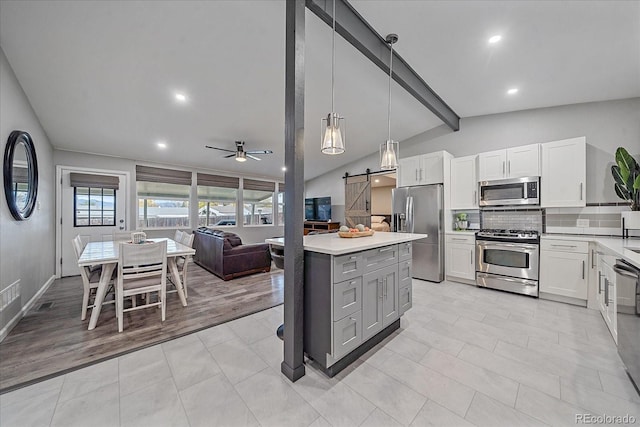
131, 231, 146, 244
611, 147, 640, 234
338, 223, 374, 238
455, 212, 468, 230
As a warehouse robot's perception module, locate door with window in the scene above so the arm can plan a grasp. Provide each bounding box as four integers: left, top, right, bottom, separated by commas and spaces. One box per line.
60, 168, 128, 277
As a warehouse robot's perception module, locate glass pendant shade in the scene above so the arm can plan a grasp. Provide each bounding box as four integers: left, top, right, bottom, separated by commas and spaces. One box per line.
235, 151, 247, 162
321, 112, 345, 155
380, 140, 399, 170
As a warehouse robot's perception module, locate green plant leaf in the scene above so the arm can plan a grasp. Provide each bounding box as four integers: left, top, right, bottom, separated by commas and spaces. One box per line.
615, 183, 630, 201
612, 165, 626, 187
634, 174, 640, 191
615, 147, 636, 182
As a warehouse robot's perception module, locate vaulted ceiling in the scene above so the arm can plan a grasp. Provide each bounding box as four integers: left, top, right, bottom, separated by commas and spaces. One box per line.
1, 1, 638, 180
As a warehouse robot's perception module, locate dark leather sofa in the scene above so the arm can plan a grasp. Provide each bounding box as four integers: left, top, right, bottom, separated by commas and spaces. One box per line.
193, 228, 271, 280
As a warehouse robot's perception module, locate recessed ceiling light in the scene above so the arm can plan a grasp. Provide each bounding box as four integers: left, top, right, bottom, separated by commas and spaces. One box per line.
157, 142, 167, 149
507, 88, 519, 95
374, 179, 380, 183
488, 35, 502, 44
282, 167, 287, 171
174, 92, 187, 103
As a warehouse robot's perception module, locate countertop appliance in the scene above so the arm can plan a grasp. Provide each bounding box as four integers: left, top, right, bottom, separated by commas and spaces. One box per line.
614, 259, 640, 395
476, 229, 540, 296
392, 184, 443, 282
479, 176, 539, 207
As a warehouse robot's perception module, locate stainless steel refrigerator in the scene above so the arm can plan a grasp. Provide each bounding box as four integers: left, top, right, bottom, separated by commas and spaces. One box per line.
392, 184, 443, 282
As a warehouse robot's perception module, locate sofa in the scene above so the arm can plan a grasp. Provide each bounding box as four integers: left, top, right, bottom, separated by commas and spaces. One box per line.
193, 228, 271, 280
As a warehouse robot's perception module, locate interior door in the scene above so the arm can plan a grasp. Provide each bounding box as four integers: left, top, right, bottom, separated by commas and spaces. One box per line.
60, 168, 127, 277
344, 175, 371, 228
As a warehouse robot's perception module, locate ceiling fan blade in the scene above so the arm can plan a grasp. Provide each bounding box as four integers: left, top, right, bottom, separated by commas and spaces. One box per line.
224, 153, 236, 158
247, 154, 262, 161
246, 150, 273, 155
205, 145, 235, 153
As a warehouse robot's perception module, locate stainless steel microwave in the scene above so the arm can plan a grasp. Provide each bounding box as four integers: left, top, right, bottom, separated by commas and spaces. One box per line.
479, 176, 540, 207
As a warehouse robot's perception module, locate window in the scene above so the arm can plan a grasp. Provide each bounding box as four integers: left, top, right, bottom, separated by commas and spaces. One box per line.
136, 166, 191, 228
197, 173, 240, 227
74, 187, 116, 226
243, 179, 275, 226
70, 172, 120, 227
277, 183, 284, 225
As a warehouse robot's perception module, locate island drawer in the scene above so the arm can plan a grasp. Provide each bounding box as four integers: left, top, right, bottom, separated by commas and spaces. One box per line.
333, 278, 362, 321
399, 259, 412, 289
399, 285, 412, 315
363, 244, 399, 274
398, 242, 412, 261
333, 253, 364, 283
333, 310, 362, 360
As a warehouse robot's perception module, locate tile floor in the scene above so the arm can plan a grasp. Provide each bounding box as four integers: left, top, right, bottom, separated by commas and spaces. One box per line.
1, 279, 639, 427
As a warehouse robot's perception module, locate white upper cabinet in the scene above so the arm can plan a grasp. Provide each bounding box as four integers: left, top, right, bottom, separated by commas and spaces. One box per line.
478, 143, 540, 181
398, 152, 445, 187
450, 155, 478, 209
541, 137, 586, 208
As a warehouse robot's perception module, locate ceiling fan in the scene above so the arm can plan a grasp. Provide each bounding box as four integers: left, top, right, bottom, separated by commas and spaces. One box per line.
205, 141, 273, 162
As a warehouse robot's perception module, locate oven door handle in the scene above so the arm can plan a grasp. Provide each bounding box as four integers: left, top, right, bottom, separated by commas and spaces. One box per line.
477, 242, 539, 250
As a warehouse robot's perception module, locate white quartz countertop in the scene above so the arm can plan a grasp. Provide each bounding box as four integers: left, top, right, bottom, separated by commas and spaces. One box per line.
542, 234, 640, 269
266, 231, 428, 256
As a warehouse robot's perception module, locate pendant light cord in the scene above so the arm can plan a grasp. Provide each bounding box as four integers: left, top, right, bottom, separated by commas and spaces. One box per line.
331, 0, 336, 115
387, 40, 394, 143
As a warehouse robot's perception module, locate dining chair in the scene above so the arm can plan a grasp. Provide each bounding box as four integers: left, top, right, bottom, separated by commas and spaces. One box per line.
71, 235, 114, 320
113, 231, 131, 241
174, 230, 185, 243
116, 240, 167, 332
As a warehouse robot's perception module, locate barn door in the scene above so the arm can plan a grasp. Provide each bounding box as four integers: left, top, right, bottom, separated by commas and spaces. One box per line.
345, 175, 371, 228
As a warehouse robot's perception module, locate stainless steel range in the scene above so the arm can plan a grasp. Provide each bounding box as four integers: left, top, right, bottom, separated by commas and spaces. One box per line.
476, 229, 540, 297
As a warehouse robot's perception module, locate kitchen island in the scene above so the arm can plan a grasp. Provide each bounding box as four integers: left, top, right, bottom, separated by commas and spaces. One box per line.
267, 231, 427, 376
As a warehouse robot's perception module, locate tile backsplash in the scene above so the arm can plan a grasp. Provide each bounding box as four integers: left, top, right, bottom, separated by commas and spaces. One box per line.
480, 209, 543, 233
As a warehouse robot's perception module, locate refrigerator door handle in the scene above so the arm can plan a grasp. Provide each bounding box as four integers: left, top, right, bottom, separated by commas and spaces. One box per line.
406, 196, 414, 233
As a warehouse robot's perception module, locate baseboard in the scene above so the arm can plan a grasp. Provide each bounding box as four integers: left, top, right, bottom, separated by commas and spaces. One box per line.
0, 275, 56, 342
539, 292, 587, 307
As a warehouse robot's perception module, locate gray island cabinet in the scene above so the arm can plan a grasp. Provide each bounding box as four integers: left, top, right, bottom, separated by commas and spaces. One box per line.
267, 232, 426, 377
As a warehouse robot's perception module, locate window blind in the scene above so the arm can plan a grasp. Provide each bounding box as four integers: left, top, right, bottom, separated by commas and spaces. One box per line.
197, 173, 240, 189
243, 179, 275, 192
70, 172, 120, 189
136, 165, 192, 186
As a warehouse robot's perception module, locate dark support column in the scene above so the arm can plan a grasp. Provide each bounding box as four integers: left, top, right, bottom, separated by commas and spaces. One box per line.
306, 0, 460, 131
282, 0, 306, 382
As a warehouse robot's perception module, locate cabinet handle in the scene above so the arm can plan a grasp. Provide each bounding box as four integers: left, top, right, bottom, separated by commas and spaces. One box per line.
349, 256, 357, 260
604, 278, 609, 307
550, 244, 577, 248
471, 251, 473, 265
350, 281, 356, 285
580, 183, 583, 201
598, 271, 602, 294
502, 161, 505, 175
378, 279, 383, 299
379, 247, 394, 253
349, 317, 357, 322
582, 260, 585, 280
591, 249, 595, 269
508, 160, 511, 175
473, 190, 477, 205
415, 169, 418, 181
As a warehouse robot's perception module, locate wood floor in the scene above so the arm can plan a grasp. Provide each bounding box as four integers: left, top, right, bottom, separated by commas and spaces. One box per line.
0, 263, 283, 393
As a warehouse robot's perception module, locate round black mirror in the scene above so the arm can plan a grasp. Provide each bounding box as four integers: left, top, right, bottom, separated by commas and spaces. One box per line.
3, 130, 38, 220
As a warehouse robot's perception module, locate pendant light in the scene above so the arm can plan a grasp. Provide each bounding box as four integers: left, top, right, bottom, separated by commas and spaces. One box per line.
380, 34, 399, 170
321, 0, 345, 155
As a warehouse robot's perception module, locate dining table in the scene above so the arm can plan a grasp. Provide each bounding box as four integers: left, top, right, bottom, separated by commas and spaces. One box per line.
77, 237, 196, 330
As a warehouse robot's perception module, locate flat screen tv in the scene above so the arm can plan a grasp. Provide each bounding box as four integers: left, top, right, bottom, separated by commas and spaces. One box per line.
305, 196, 332, 221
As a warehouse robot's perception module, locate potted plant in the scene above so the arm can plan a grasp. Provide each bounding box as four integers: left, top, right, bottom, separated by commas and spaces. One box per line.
611, 147, 640, 229
455, 212, 468, 230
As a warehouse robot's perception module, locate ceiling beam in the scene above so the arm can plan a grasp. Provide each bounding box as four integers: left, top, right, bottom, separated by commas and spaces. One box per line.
306, 0, 460, 132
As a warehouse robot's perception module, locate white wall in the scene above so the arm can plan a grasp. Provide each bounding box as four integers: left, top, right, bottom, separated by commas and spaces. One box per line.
53, 150, 284, 244
371, 186, 393, 215
306, 98, 640, 209
0, 48, 56, 335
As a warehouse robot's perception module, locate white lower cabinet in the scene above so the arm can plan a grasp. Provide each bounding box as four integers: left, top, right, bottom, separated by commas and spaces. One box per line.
540, 239, 589, 301
445, 234, 476, 281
